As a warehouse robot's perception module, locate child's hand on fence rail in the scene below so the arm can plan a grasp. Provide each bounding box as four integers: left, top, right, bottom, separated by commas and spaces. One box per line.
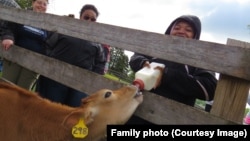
2, 39, 14, 51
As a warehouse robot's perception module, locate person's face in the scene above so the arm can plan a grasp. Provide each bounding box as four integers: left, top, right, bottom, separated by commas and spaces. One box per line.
32, 0, 48, 13
170, 21, 194, 39
80, 9, 97, 22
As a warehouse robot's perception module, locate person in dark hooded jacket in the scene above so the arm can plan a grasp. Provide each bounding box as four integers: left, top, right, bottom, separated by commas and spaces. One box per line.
127, 15, 217, 124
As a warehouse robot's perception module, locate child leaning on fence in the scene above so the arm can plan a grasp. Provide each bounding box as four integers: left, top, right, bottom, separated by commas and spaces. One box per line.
0, 0, 49, 90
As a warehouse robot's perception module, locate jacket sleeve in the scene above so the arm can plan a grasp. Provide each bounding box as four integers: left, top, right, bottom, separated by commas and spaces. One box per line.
0, 21, 16, 41
161, 66, 217, 101
45, 32, 59, 48
0, 20, 7, 37
129, 53, 152, 72
45, 31, 59, 56
93, 43, 106, 75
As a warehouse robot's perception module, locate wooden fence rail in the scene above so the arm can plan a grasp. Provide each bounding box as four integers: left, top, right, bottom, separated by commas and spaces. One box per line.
0, 6, 249, 124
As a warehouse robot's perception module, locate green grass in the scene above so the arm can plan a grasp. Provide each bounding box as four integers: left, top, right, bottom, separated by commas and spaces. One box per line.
195, 99, 206, 109
104, 73, 131, 84
104, 74, 119, 81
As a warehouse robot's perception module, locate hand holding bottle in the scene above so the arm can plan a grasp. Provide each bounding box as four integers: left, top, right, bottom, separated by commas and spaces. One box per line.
142, 61, 150, 68
153, 65, 165, 89
133, 62, 165, 91
142, 61, 165, 89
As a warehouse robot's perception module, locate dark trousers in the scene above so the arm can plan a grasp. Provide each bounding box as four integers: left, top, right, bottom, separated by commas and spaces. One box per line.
36, 76, 88, 107
205, 104, 212, 112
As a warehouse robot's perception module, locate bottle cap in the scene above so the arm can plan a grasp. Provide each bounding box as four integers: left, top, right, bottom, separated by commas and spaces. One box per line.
133, 79, 144, 90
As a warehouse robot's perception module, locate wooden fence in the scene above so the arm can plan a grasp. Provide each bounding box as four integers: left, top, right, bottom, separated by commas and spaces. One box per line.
0, 5, 249, 124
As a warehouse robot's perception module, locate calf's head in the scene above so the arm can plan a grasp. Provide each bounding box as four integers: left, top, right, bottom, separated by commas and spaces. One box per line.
65, 85, 143, 140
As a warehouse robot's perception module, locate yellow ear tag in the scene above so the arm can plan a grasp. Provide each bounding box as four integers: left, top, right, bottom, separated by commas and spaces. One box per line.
72, 118, 88, 138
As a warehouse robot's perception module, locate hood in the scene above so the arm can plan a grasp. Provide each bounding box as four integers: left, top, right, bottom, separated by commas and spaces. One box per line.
164, 15, 201, 39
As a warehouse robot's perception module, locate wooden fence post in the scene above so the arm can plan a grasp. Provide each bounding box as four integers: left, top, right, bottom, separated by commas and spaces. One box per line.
211, 39, 250, 123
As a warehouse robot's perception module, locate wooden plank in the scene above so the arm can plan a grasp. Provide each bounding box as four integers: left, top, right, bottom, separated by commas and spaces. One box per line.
0, 46, 123, 94
211, 39, 250, 123
135, 91, 235, 124
0, 6, 250, 80
0, 45, 236, 124
0, 78, 14, 84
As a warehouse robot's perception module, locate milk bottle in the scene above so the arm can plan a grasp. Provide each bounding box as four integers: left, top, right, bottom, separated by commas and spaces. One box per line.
133, 62, 165, 91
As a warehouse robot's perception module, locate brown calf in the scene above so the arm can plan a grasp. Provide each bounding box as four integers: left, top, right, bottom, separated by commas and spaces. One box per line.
0, 82, 143, 141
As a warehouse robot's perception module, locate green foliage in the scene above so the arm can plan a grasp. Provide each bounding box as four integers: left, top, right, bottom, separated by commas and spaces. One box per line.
16, 0, 32, 9
127, 67, 136, 81
245, 108, 250, 116
109, 47, 130, 79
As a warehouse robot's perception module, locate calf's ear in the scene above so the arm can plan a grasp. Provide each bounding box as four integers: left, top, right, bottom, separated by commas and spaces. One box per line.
63, 108, 94, 128
83, 107, 96, 125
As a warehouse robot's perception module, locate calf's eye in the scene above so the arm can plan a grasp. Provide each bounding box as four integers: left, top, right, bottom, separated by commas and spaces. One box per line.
104, 91, 112, 98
